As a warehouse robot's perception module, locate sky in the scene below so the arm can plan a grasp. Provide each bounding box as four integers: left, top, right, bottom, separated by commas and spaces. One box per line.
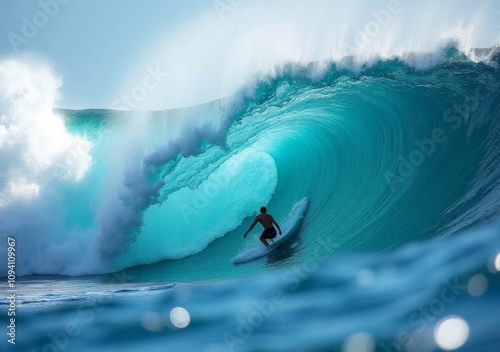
0, 0, 210, 109
0, 0, 499, 110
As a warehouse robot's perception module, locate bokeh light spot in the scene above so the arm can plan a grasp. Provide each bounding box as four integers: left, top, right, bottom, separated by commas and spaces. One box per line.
170, 307, 190, 328
434, 316, 469, 350
342, 332, 375, 352
356, 269, 374, 287
467, 274, 488, 297
494, 253, 500, 272
141, 311, 164, 332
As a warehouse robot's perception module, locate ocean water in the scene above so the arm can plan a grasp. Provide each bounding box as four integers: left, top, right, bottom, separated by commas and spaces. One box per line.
1, 45, 500, 351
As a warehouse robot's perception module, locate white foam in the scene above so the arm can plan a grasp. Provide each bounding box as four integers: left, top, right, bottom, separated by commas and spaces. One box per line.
94, 103, 243, 260
0, 59, 92, 206
122, 0, 500, 110
0, 59, 93, 276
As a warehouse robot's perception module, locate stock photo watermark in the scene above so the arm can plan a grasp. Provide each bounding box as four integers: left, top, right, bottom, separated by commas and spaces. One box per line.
343, 0, 403, 54
6, 236, 17, 345
178, 174, 232, 224
110, 65, 170, 111
29, 269, 135, 352
385, 85, 493, 191
7, 0, 71, 52
380, 277, 468, 352
385, 129, 448, 191
213, 0, 244, 21
213, 0, 402, 49
223, 235, 337, 351
178, 152, 250, 224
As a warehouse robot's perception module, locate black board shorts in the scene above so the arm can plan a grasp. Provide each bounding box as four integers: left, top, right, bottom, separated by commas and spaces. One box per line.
261, 227, 277, 240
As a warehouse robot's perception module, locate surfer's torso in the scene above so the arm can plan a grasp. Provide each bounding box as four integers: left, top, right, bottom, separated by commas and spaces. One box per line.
256, 213, 275, 229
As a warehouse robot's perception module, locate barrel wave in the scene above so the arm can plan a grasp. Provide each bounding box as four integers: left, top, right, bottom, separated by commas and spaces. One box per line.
0, 46, 499, 280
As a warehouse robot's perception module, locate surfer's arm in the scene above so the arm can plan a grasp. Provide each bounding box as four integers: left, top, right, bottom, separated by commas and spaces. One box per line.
272, 218, 282, 234
243, 218, 258, 238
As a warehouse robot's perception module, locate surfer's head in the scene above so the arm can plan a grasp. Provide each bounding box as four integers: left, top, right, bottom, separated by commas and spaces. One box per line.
260, 207, 267, 213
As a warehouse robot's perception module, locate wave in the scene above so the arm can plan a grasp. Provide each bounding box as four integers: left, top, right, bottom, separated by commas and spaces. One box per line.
130, 0, 500, 110
0, 45, 499, 278
10, 221, 500, 351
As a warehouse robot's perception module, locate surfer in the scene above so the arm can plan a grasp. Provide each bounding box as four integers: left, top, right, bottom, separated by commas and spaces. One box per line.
243, 207, 282, 247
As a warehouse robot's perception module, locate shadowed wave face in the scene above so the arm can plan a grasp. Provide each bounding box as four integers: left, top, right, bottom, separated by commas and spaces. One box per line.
0, 47, 499, 280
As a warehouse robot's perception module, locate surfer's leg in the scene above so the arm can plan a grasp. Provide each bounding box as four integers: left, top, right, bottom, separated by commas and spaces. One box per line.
260, 235, 269, 247
260, 230, 271, 247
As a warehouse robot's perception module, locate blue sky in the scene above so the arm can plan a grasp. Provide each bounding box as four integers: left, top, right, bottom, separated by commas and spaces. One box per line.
0, 0, 210, 108
1, 0, 499, 110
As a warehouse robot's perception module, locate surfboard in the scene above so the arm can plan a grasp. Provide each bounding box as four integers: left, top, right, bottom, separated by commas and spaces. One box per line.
231, 197, 310, 264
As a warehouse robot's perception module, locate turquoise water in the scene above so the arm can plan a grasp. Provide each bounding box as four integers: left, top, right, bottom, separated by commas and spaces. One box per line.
1, 48, 500, 351
46, 50, 500, 280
